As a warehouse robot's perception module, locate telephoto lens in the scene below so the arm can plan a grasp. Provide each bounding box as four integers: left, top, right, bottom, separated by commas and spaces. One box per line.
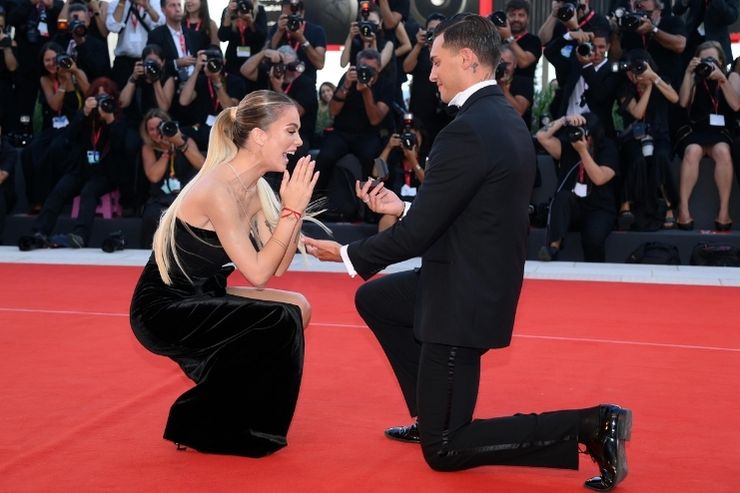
159, 120, 179, 138
576, 42, 593, 57
56, 53, 74, 70
356, 64, 376, 84
556, 3, 576, 22
489, 11, 507, 27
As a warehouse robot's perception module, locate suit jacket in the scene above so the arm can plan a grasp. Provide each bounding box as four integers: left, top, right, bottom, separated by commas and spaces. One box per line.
347, 85, 536, 349
147, 24, 206, 78
673, 0, 739, 64
544, 36, 619, 137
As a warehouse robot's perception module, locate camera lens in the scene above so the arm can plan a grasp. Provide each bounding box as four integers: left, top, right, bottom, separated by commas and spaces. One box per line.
576, 43, 593, 58
556, 3, 576, 22
489, 11, 507, 28
159, 120, 179, 138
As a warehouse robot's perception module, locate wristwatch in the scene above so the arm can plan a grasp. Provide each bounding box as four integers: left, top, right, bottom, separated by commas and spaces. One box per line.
504, 35, 515, 44
651, 25, 659, 35
301, 40, 311, 48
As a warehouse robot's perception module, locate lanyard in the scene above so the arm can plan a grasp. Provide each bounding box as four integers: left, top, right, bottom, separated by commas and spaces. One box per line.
237, 19, 248, 45
703, 79, 720, 113
282, 80, 294, 95
186, 18, 202, 31
206, 79, 221, 112
578, 10, 595, 29
175, 30, 187, 56
90, 122, 103, 150
513, 31, 528, 43
577, 160, 585, 183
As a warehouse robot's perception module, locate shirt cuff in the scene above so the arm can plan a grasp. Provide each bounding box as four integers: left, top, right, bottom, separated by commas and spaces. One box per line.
339, 244, 357, 278
563, 32, 573, 41
400, 201, 411, 219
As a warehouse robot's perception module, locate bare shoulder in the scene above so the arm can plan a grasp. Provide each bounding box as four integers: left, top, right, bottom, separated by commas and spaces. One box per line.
178, 173, 237, 230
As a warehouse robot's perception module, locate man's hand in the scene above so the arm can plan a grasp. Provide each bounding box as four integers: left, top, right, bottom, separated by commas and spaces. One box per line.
356, 180, 404, 217
303, 237, 343, 262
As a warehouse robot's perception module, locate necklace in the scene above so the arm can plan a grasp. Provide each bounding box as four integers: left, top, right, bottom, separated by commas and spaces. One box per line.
225, 161, 255, 196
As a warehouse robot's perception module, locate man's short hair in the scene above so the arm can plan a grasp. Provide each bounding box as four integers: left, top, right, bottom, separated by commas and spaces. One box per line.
68, 3, 87, 15
505, 0, 530, 15
356, 48, 381, 66
435, 13, 500, 70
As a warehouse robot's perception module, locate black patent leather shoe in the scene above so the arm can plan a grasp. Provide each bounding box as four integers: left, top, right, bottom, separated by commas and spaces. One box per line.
384, 422, 420, 443
584, 404, 632, 491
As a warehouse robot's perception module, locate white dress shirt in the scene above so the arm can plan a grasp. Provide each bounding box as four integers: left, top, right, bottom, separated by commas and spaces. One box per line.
107, 1, 164, 58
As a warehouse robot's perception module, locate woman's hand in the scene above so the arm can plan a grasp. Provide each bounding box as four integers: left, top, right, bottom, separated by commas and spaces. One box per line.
279, 156, 319, 213
82, 96, 97, 116
686, 57, 700, 75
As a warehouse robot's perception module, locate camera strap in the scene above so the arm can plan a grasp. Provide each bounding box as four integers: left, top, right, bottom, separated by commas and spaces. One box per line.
90, 122, 103, 151
125, 4, 151, 33
702, 79, 720, 114
206, 79, 221, 112
577, 10, 595, 29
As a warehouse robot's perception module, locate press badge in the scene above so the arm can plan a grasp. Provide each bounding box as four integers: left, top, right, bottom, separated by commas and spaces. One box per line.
86, 150, 100, 164
205, 114, 217, 126
400, 184, 417, 197
236, 46, 251, 58
573, 182, 588, 198
39, 20, 49, 37
162, 177, 182, 194
709, 114, 726, 126
697, 22, 705, 36
52, 115, 69, 129
560, 44, 573, 59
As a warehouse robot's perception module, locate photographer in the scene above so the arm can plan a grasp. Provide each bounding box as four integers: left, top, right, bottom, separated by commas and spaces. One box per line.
340, 1, 394, 71
138, 108, 203, 248
536, 112, 620, 262
316, 48, 392, 220
19, 77, 127, 250
615, 49, 679, 230
496, 45, 533, 121
544, 29, 620, 137
218, 0, 266, 77
7, 0, 64, 124
22, 41, 88, 210
673, 0, 739, 68
267, 0, 326, 86
538, 0, 610, 46
147, 0, 207, 82
0, 6, 19, 131
0, 126, 17, 243
107, 0, 164, 91
182, 0, 217, 47
402, 12, 450, 146
241, 46, 315, 167
179, 47, 244, 131
120, 43, 176, 119
674, 41, 740, 230
53, 3, 111, 80
59, 0, 109, 41
373, 114, 426, 231
610, 0, 686, 86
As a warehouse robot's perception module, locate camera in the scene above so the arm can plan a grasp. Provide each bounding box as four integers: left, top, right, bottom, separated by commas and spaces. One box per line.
203, 48, 223, 73
359, 20, 377, 38
158, 120, 179, 138
356, 64, 376, 84
56, 53, 74, 70
611, 58, 648, 75
566, 125, 589, 142
8, 116, 33, 147
236, 0, 252, 14
576, 42, 593, 58
489, 10, 507, 28
611, 8, 646, 31
425, 29, 434, 46
286, 0, 303, 32
556, 2, 577, 22
101, 231, 126, 253
69, 18, 87, 37
0, 32, 11, 49
495, 61, 508, 80
143, 59, 162, 81
399, 113, 416, 150
694, 57, 717, 79
95, 94, 115, 113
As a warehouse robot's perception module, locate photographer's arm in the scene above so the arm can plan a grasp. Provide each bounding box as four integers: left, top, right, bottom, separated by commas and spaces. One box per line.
240, 48, 266, 81
379, 40, 393, 70
651, 26, 686, 54
360, 88, 389, 126
535, 116, 566, 160
403, 34, 423, 73
108, 0, 126, 30
213, 76, 238, 109
142, 144, 170, 183
537, 2, 561, 45
154, 77, 175, 111
509, 38, 536, 70
41, 76, 66, 113
176, 135, 205, 169
269, 15, 286, 49
678, 59, 698, 108
577, 145, 615, 186
90, 1, 109, 38
716, 70, 740, 111
329, 76, 351, 117
623, 84, 651, 120
340, 27, 355, 68
394, 23, 412, 58
378, 0, 401, 29
178, 63, 200, 107
1, 43, 17, 72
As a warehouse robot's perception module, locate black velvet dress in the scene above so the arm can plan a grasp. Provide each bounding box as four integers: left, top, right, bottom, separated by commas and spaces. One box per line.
130, 218, 304, 457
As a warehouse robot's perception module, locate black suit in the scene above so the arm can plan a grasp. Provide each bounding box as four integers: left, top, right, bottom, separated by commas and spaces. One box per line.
349, 85, 584, 470
147, 24, 206, 78
673, 0, 739, 66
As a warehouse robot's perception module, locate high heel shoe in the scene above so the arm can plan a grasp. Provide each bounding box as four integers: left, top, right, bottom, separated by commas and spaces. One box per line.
676, 220, 694, 231
715, 221, 732, 232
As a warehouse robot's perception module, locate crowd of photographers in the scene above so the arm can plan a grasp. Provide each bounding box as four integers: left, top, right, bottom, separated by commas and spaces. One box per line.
0, 0, 738, 261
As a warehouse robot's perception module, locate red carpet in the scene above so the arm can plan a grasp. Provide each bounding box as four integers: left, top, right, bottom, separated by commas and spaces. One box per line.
1, 263, 739, 492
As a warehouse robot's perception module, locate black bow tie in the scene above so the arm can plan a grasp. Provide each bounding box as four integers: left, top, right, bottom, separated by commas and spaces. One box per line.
444, 105, 459, 117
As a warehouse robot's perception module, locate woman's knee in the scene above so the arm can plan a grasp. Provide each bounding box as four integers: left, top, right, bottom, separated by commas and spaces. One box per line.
711, 144, 732, 165
683, 144, 703, 163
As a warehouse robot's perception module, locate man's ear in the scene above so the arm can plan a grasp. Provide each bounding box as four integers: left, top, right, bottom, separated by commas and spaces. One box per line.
459, 47, 478, 71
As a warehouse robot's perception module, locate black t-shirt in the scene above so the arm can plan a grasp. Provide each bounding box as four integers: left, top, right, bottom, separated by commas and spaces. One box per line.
688, 77, 736, 132
254, 67, 318, 141
178, 72, 247, 127
619, 15, 686, 85
617, 78, 672, 140
558, 136, 620, 212
512, 32, 542, 80
267, 21, 327, 84
333, 74, 394, 135
509, 74, 534, 128
123, 73, 175, 128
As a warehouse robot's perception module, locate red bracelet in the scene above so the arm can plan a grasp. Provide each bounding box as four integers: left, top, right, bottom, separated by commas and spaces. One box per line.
281, 207, 302, 220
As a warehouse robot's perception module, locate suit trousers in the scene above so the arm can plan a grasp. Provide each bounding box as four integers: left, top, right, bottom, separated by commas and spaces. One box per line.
355, 270, 582, 471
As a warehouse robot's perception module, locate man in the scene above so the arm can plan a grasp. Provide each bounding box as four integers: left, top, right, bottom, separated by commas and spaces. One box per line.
494, 0, 540, 101
53, 3, 111, 80
107, 0, 163, 90
496, 45, 533, 122
611, 0, 686, 86
147, 0, 206, 82
315, 48, 392, 220
267, 0, 326, 85
673, 0, 739, 67
305, 14, 632, 492
538, 0, 610, 46
544, 29, 620, 137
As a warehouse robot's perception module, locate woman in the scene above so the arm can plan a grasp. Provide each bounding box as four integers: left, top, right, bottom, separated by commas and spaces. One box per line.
138, 108, 205, 248
22, 42, 89, 210
218, 0, 267, 77
183, 0, 219, 47
340, 5, 394, 70
314, 81, 335, 145
119, 44, 176, 116
130, 91, 324, 457
675, 41, 740, 230
18, 77, 126, 249
616, 49, 679, 231
535, 112, 620, 262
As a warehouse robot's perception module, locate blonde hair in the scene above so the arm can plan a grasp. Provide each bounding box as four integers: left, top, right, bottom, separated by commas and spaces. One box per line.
152, 90, 327, 285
